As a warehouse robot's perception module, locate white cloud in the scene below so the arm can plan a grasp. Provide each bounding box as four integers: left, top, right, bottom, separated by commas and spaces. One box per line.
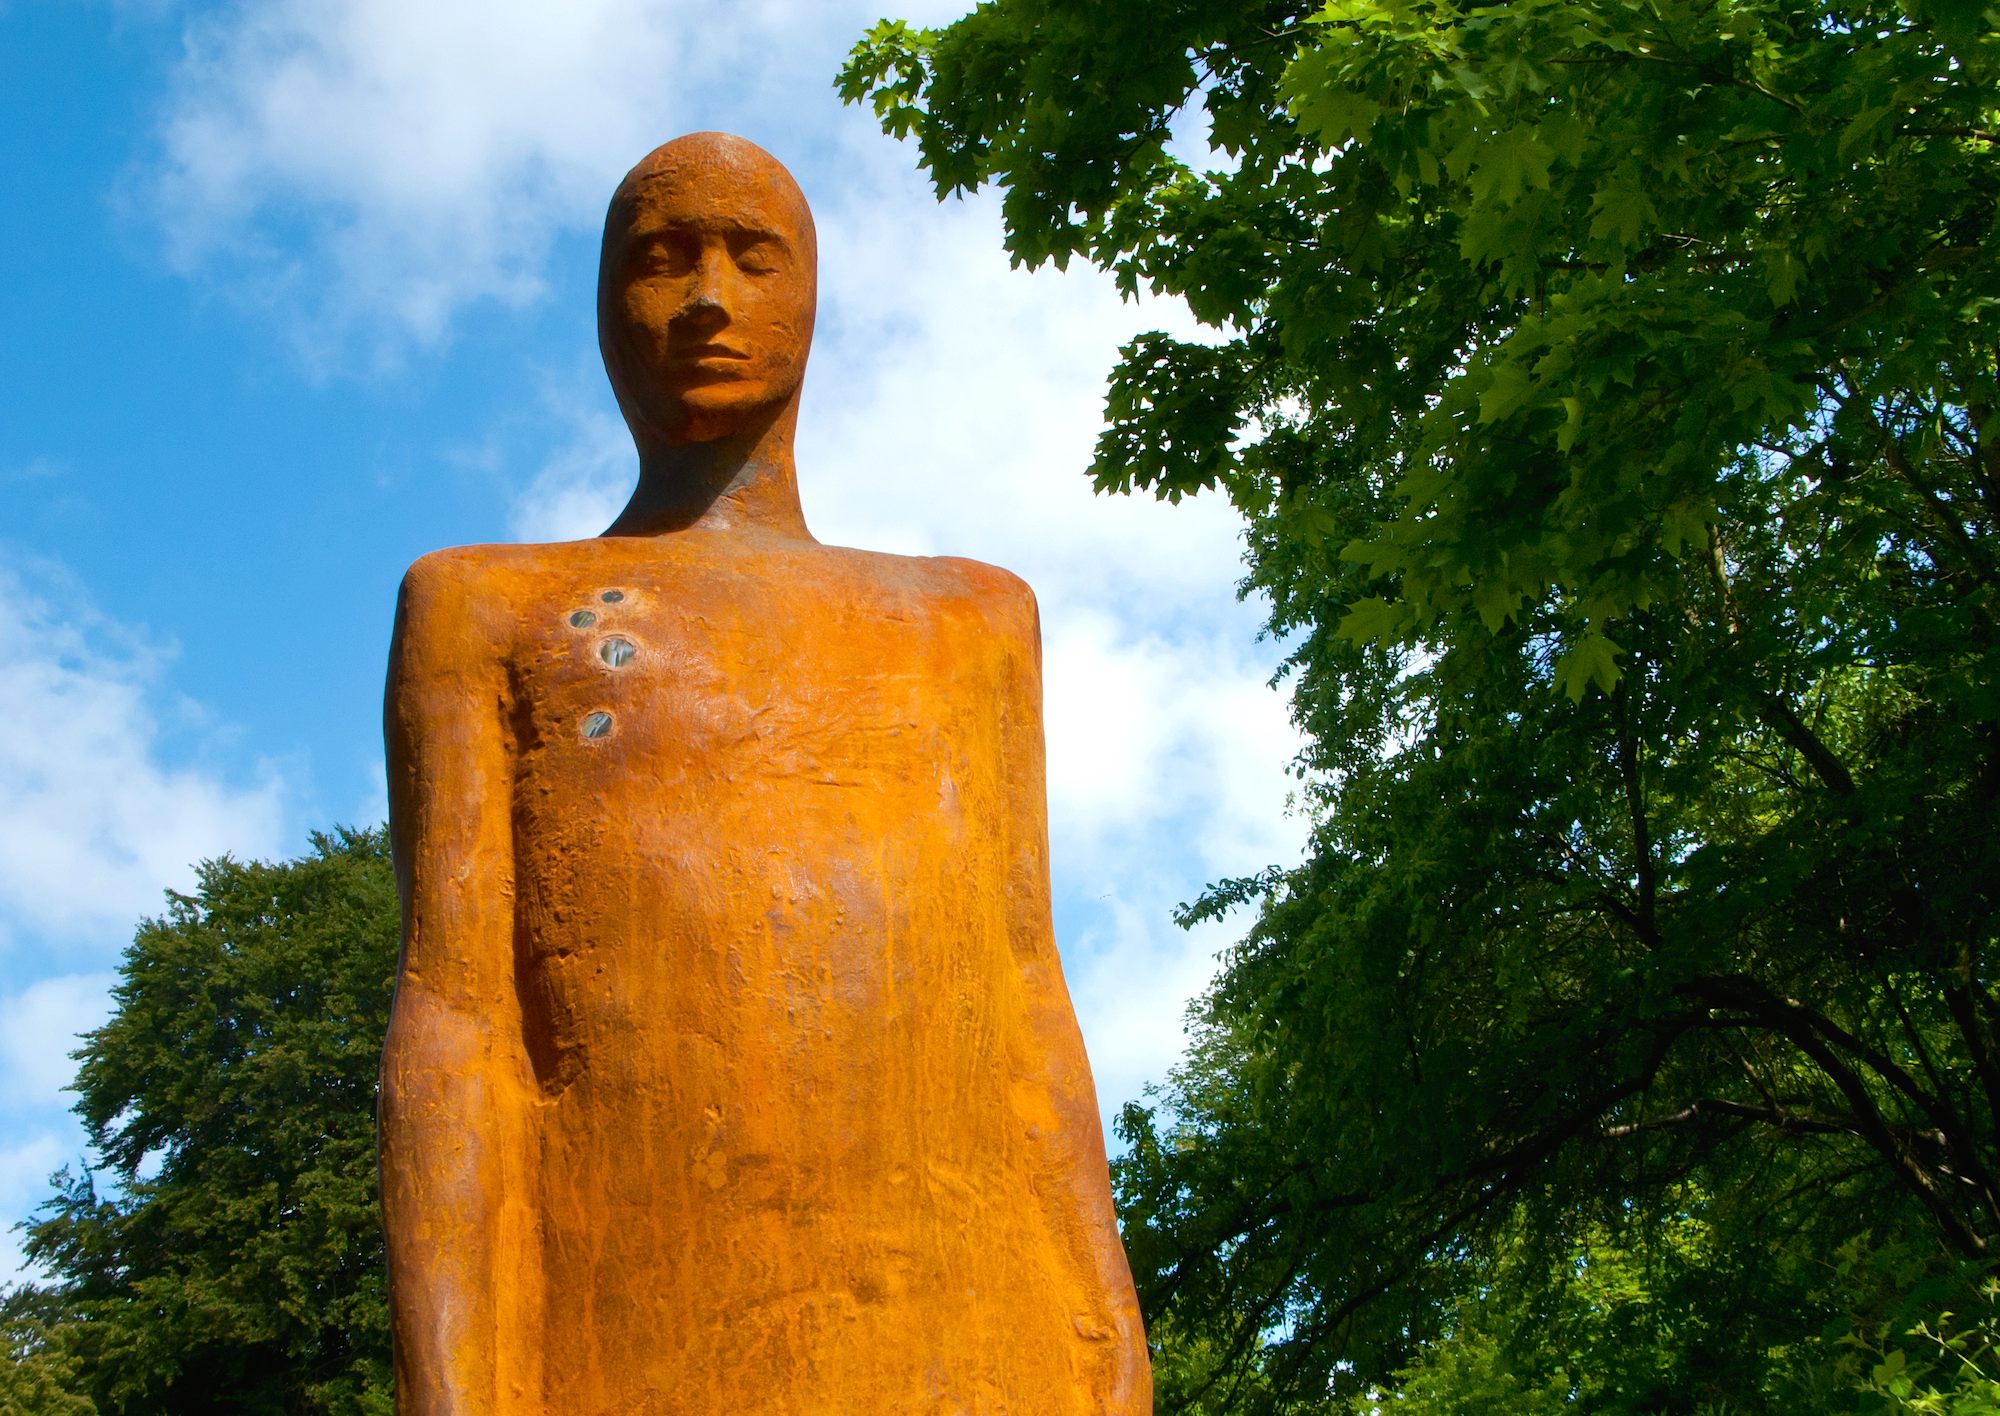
0, 562, 291, 1285
349, 757, 389, 833
0, 972, 115, 1286
0, 1131, 71, 1289
506, 401, 630, 543
2, 457, 65, 485
1064, 900, 1249, 1130
801, 186, 1240, 603
1044, 612, 1301, 879
0, 561, 288, 949
144, 0, 974, 362
153, 0, 686, 349
0, 974, 117, 1110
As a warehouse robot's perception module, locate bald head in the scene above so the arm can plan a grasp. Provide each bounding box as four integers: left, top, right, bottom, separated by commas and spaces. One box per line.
598, 134, 818, 450
609, 133, 817, 255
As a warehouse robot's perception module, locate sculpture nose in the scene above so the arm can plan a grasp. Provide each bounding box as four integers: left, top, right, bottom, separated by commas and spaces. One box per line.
681, 291, 727, 330
682, 251, 731, 324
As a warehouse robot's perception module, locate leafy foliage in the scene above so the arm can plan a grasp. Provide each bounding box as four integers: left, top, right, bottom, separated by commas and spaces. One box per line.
846, 0, 2000, 1408
0, 1290, 96, 1416
1332, 1227, 2000, 1414
1851, 1271, 2000, 1415
11, 830, 397, 1415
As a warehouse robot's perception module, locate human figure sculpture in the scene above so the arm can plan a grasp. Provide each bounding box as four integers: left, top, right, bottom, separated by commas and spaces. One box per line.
379, 132, 1151, 1414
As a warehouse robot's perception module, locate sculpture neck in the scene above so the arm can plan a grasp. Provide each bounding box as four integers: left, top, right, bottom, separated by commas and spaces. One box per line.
604, 404, 813, 541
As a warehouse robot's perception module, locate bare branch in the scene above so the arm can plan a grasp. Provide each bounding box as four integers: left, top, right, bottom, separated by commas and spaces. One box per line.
1601, 1097, 1855, 1138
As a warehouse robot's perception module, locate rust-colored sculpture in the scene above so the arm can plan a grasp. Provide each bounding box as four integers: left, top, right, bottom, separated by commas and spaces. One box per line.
380, 133, 1151, 1414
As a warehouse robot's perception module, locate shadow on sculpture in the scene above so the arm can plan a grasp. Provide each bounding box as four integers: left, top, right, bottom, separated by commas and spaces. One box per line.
380, 132, 1152, 1413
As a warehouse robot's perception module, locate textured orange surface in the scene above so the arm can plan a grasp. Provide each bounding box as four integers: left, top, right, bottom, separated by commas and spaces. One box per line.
380, 134, 1151, 1414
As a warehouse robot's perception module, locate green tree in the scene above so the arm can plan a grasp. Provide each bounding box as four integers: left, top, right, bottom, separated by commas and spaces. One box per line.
844, 0, 1999, 1408
0, 1289, 97, 1416
1329, 1221, 2000, 1414
12, 829, 397, 1415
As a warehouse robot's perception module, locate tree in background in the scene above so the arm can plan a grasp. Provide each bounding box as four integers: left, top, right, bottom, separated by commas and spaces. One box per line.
0, 1288, 96, 1416
846, 0, 1998, 1409
8, 830, 397, 1416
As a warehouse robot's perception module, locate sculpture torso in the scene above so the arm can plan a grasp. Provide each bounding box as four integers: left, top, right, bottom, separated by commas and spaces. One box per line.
391, 533, 1142, 1414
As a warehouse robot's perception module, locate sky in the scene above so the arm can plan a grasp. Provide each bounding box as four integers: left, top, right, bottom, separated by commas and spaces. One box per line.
0, 0, 1305, 1283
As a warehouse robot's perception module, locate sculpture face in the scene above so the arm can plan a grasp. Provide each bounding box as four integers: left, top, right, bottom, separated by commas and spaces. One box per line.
599, 135, 818, 447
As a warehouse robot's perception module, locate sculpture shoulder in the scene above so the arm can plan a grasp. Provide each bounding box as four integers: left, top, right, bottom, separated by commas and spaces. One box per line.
391, 543, 545, 669
818, 546, 1040, 644
397, 541, 552, 603
933, 555, 1041, 651
924, 554, 1037, 612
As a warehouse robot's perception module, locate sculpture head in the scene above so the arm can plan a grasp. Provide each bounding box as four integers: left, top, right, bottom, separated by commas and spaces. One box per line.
598, 133, 818, 451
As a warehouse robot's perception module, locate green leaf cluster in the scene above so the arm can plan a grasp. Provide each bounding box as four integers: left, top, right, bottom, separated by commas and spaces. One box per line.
8, 829, 398, 1415
847, 0, 2000, 1409
1845, 1268, 2000, 1414
0, 1293, 96, 1416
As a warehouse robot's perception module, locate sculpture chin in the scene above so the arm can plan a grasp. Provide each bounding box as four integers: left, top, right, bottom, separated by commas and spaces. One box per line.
661, 377, 796, 445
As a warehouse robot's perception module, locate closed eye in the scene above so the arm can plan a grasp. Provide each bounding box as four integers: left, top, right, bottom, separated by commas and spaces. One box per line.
730, 234, 786, 275
635, 233, 699, 277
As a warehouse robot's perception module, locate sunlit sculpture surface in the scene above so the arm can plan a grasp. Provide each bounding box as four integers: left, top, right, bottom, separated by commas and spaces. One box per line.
380, 132, 1151, 1414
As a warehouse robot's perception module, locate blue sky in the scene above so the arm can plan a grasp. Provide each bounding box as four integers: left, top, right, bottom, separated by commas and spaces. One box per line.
0, 0, 1303, 1282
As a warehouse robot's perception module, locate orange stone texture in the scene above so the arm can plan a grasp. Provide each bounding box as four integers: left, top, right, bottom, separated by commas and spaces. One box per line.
379, 132, 1153, 1414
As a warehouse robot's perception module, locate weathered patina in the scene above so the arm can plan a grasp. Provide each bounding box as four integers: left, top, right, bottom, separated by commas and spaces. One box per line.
380, 133, 1150, 1414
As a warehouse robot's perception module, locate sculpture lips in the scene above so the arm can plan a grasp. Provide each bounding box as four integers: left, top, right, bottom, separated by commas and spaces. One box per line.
677, 343, 749, 364
669, 342, 752, 384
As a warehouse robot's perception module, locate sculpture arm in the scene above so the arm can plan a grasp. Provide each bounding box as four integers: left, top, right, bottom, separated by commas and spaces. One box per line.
993, 580, 1154, 1413
380, 555, 539, 1415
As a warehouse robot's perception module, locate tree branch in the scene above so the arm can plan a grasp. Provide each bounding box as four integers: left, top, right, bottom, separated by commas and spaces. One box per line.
1601, 1096, 1855, 1138
1706, 524, 1858, 795
1753, 692, 1857, 796
1615, 681, 1657, 938
1687, 975, 1993, 1255
1943, 973, 2000, 1183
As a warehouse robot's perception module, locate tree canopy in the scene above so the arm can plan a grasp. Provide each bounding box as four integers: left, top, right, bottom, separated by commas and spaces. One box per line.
10, 829, 397, 1416
845, 0, 1999, 1408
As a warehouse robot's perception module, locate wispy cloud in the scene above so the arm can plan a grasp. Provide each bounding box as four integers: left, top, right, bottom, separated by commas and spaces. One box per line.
1064, 903, 1255, 1126
2, 457, 65, 485
0, 559, 291, 1284
142, 0, 970, 364
0, 1131, 69, 1287
0, 559, 289, 950
505, 399, 631, 543
0, 969, 117, 1284
0, 974, 116, 1109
